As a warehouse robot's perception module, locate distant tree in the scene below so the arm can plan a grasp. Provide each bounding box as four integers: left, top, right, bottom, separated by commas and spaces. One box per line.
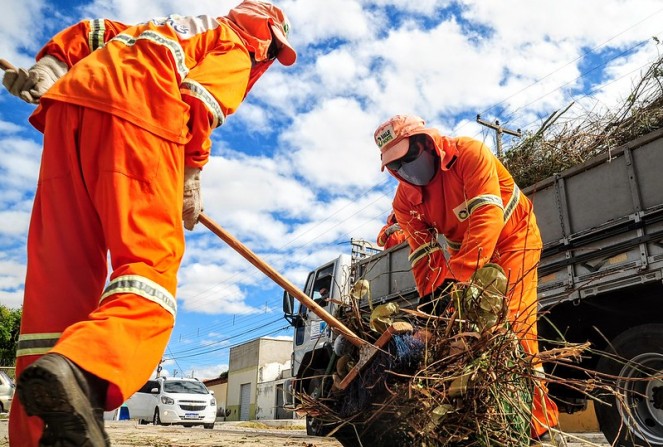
0, 305, 21, 366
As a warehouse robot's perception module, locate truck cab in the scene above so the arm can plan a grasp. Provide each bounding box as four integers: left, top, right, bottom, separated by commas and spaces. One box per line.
283, 254, 351, 386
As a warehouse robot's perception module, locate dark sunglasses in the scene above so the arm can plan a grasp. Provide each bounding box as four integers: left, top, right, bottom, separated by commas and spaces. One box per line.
267, 40, 279, 60
386, 138, 427, 171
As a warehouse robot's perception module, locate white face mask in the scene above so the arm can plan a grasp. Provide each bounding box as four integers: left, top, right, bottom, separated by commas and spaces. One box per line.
396, 149, 437, 185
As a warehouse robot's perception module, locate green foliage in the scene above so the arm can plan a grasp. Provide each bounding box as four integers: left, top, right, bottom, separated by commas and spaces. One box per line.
0, 305, 21, 366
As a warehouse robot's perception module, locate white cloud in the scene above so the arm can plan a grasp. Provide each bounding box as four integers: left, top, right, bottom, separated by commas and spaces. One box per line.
283, 97, 385, 189
0, 120, 23, 134
0, 138, 41, 189
177, 262, 259, 315
79, 0, 238, 23
0, 258, 26, 309
201, 152, 316, 221
0, 211, 31, 236
283, 0, 374, 45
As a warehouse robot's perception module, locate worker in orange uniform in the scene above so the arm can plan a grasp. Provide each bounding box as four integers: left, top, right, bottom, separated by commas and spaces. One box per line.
373, 115, 563, 445
376, 211, 407, 249
2, 1, 296, 446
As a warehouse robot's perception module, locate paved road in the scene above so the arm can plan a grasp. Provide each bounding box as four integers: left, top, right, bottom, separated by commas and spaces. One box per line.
0, 419, 611, 446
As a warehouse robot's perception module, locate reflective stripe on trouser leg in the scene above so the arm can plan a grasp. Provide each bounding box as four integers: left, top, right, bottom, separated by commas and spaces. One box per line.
101, 275, 177, 317
497, 247, 559, 437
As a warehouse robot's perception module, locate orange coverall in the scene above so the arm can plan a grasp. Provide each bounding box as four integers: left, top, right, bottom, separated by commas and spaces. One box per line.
10, 15, 266, 446
392, 134, 559, 437
376, 212, 407, 249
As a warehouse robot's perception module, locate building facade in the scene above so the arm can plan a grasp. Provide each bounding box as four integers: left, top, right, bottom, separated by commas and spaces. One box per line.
226, 337, 293, 421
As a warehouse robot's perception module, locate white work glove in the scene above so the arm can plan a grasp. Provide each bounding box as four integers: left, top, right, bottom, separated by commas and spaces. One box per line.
2, 55, 68, 104
384, 223, 401, 237
183, 166, 203, 231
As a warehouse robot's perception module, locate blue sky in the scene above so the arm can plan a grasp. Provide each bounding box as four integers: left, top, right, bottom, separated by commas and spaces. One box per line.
1, 0, 662, 379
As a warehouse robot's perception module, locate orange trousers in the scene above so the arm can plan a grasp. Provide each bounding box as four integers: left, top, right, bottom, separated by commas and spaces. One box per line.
9, 102, 183, 446
496, 247, 560, 437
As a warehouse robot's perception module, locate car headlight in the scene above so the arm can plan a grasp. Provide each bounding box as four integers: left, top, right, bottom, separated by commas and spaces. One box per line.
210, 398, 216, 406
160, 396, 174, 405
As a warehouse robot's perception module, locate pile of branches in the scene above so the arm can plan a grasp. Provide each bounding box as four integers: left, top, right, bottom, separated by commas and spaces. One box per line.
294, 266, 593, 447
502, 50, 663, 188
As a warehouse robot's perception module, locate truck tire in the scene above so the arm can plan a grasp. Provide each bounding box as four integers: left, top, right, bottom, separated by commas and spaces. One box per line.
594, 323, 663, 447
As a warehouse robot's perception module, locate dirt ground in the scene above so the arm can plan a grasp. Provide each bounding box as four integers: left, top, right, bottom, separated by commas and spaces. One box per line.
0, 420, 343, 447
0, 419, 612, 446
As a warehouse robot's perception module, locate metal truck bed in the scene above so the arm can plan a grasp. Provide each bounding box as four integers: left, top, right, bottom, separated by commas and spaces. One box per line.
525, 129, 663, 307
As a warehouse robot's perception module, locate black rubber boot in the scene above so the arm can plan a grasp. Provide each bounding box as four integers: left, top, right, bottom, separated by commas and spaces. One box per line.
17, 353, 110, 447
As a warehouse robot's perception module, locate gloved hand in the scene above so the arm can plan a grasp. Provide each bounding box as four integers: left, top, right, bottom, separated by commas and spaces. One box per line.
384, 223, 401, 236
2, 55, 68, 104
182, 166, 203, 231
418, 279, 457, 316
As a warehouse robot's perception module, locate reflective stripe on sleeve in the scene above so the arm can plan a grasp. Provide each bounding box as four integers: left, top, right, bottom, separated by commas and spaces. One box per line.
16, 332, 61, 358
453, 194, 504, 222
503, 185, 520, 222
113, 31, 189, 80
444, 236, 462, 252
408, 240, 442, 268
88, 19, 106, 51
181, 79, 225, 128
101, 275, 177, 317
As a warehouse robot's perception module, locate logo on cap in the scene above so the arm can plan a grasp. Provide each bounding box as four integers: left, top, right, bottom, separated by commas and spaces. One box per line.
375, 124, 396, 148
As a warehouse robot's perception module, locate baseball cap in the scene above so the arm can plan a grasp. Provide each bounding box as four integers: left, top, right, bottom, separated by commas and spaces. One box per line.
374, 115, 427, 171
227, 0, 297, 66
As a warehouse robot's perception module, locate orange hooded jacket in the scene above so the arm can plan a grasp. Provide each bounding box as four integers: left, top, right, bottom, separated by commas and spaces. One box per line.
391, 133, 541, 296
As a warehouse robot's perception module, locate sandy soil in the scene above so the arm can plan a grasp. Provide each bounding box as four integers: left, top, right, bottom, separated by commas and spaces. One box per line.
0, 420, 343, 447
0, 419, 611, 446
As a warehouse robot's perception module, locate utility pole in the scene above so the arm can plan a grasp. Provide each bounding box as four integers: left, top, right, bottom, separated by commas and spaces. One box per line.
476, 114, 522, 158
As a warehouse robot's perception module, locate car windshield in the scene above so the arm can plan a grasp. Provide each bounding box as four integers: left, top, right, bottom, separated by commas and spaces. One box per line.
163, 380, 208, 394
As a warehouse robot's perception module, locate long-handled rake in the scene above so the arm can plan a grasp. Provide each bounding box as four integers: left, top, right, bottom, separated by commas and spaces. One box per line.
199, 212, 412, 390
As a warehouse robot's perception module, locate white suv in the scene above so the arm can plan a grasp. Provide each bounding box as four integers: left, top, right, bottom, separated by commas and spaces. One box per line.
0, 371, 14, 413
125, 377, 217, 429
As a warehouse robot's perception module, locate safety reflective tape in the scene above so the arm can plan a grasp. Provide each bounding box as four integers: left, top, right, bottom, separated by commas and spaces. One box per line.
113, 31, 188, 81
16, 332, 61, 358
88, 19, 106, 51
444, 236, 462, 252
503, 185, 520, 222
181, 79, 225, 128
408, 240, 442, 267
101, 274, 177, 317
468, 194, 503, 215
453, 194, 504, 222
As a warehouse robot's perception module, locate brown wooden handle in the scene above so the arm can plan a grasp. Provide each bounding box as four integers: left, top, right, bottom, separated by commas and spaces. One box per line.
198, 212, 366, 347
0, 59, 16, 71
